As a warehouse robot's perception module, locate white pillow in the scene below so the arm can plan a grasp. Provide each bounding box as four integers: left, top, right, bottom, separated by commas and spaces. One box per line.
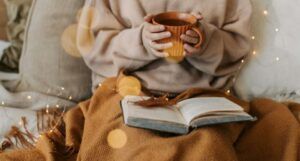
0, 41, 14, 80
235, 0, 300, 102
0, 40, 10, 58
12, 0, 92, 102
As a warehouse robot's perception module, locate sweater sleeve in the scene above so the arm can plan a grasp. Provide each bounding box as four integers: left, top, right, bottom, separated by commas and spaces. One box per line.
186, 0, 252, 77
77, 0, 158, 77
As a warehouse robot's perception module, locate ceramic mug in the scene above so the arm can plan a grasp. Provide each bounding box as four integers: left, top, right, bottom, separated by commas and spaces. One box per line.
152, 12, 205, 63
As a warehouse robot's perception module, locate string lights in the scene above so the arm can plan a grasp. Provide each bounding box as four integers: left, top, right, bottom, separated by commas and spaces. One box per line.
225, 6, 281, 94
263, 10, 268, 15
0, 5, 284, 151
27, 95, 32, 100
226, 90, 231, 95
0, 85, 68, 150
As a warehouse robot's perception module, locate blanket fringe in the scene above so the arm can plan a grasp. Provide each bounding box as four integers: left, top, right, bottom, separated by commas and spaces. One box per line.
44, 123, 77, 159
0, 107, 64, 153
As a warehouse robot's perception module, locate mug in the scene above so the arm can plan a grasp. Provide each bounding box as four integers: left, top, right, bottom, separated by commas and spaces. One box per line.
152, 12, 205, 63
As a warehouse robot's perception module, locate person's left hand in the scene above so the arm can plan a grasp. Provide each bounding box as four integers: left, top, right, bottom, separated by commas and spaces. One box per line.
180, 12, 203, 56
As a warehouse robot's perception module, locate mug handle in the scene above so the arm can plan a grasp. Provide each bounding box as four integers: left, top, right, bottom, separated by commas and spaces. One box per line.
191, 26, 204, 48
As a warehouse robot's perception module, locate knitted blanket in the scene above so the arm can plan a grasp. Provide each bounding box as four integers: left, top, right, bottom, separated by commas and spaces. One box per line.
0, 74, 299, 161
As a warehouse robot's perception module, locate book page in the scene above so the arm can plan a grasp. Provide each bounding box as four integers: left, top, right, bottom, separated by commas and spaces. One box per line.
177, 97, 244, 123
121, 96, 187, 125
190, 112, 255, 128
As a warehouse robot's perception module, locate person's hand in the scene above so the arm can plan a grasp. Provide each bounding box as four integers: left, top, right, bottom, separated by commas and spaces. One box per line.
142, 14, 173, 57
180, 12, 203, 56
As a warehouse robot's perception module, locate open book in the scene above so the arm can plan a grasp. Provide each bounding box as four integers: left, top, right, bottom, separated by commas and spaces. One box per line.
120, 96, 256, 134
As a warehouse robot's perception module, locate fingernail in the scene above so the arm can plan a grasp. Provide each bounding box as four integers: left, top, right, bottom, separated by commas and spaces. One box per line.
164, 52, 169, 57
159, 25, 165, 30
166, 32, 171, 37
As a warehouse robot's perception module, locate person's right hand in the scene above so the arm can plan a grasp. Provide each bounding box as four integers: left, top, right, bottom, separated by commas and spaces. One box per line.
142, 14, 173, 57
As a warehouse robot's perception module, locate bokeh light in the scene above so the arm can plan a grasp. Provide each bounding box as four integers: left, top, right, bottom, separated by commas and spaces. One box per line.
107, 129, 127, 149
118, 76, 141, 97
61, 24, 82, 57
77, 6, 96, 55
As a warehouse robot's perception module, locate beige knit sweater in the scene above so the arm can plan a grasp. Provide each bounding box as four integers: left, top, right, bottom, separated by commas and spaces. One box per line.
78, 0, 252, 93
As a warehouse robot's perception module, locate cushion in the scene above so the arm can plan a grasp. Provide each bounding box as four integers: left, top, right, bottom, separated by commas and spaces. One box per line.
6, 0, 92, 102
0, 0, 8, 40
0, 41, 10, 57
0, 0, 32, 72
234, 0, 300, 102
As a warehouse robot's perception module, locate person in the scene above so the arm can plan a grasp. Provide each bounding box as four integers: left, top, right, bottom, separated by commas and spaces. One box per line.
3, 0, 298, 161
78, 0, 252, 94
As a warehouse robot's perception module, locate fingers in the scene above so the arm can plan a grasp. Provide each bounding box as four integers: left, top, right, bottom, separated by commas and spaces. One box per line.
144, 14, 155, 23
145, 31, 171, 41
149, 41, 173, 51
144, 14, 166, 33
144, 14, 172, 57
180, 34, 199, 44
144, 13, 202, 57
144, 22, 171, 46
150, 48, 169, 57
184, 44, 199, 55
181, 29, 200, 45
191, 12, 203, 20
186, 30, 199, 38
144, 22, 165, 33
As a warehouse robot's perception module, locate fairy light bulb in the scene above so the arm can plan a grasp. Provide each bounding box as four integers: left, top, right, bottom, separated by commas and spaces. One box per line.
61, 87, 65, 91
251, 36, 255, 40
1, 101, 4, 105
276, 57, 280, 61
252, 50, 257, 55
226, 90, 231, 95
68, 96, 73, 100
27, 95, 32, 100
56, 104, 60, 108
241, 59, 245, 63
275, 28, 279, 32
263, 10, 268, 15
